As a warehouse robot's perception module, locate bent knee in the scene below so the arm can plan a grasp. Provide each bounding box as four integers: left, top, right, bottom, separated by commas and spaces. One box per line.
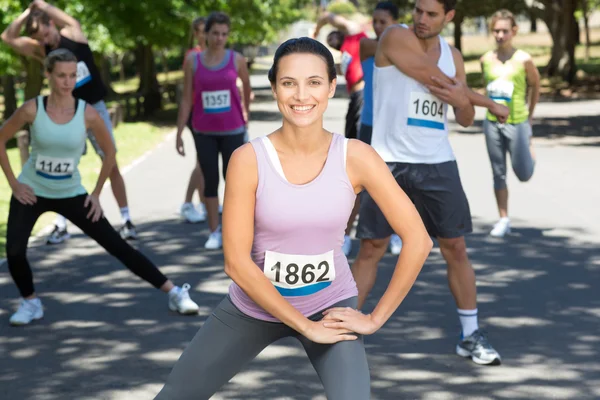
439, 238, 468, 262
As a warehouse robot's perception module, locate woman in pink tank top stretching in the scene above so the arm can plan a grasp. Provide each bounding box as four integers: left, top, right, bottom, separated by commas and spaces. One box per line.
175, 12, 251, 250
155, 38, 432, 400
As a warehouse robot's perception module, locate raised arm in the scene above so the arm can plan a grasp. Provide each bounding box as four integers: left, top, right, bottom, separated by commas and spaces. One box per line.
223, 143, 358, 344
30, 0, 86, 42
1, 9, 45, 62
359, 37, 377, 62
0, 100, 38, 205
322, 140, 432, 334
313, 12, 362, 38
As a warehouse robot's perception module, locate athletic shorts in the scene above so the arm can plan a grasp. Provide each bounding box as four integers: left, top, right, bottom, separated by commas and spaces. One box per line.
357, 161, 473, 239
345, 90, 364, 140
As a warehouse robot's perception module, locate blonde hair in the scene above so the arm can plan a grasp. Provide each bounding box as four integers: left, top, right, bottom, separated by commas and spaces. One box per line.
44, 49, 78, 73
490, 9, 517, 31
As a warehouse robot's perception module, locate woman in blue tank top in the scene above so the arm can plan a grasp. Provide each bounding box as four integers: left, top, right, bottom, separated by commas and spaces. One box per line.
0, 49, 199, 326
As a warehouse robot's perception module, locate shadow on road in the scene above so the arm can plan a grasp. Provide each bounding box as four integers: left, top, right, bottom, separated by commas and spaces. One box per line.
0, 216, 598, 399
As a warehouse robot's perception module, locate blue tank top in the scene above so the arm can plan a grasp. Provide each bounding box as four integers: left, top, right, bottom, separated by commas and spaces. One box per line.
360, 57, 375, 126
18, 96, 88, 199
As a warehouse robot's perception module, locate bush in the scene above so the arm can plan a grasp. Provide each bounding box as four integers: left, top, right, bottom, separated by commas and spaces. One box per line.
327, 1, 357, 17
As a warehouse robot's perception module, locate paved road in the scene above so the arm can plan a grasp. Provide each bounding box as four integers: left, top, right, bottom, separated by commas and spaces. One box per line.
0, 80, 599, 400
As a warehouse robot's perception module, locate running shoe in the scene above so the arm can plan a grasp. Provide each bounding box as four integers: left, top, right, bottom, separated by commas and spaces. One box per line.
456, 329, 502, 365
10, 298, 44, 326
181, 203, 206, 223
119, 220, 138, 240
205, 227, 222, 250
46, 225, 70, 245
390, 234, 403, 255
490, 218, 511, 237
168, 284, 200, 315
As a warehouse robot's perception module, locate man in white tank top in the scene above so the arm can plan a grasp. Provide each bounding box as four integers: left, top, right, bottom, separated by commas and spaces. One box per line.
352, 0, 505, 366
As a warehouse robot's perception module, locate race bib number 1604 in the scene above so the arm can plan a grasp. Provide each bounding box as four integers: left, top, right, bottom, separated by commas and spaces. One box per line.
407, 92, 445, 130
264, 250, 335, 297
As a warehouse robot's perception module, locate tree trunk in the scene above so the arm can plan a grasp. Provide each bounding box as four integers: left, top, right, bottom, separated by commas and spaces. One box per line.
1, 75, 18, 120
582, 0, 591, 62
160, 51, 170, 82
453, 14, 464, 53
529, 9, 538, 33
135, 43, 161, 116
118, 53, 126, 82
542, 0, 578, 83
23, 58, 43, 100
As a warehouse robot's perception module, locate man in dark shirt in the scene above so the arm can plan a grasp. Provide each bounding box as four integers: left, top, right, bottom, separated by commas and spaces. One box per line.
2, 0, 138, 242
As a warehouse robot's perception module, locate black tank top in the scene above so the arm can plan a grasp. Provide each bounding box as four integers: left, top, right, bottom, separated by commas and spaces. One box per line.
46, 36, 107, 104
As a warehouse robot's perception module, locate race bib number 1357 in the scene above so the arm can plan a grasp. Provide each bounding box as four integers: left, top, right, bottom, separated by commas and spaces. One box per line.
264, 250, 335, 297
408, 92, 445, 130
202, 90, 231, 114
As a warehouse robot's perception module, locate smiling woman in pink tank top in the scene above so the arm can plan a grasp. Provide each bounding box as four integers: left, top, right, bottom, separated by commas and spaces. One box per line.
154, 38, 432, 400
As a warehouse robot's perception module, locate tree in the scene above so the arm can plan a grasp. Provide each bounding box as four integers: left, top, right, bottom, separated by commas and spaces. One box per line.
536, 0, 579, 83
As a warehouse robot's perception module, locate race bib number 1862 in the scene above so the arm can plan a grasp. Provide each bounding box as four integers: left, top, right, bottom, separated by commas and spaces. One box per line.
35, 154, 75, 180
408, 92, 445, 130
264, 250, 335, 297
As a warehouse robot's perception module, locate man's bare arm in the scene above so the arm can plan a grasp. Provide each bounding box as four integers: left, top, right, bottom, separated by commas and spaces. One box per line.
314, 12, 361, 37
359, 37, 377, 62
1, 9, 45, 62
31, 0, 86, 43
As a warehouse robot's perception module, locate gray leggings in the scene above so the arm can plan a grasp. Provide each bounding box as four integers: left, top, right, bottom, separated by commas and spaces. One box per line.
154, 296, 370, 400
483, 120, 536, 190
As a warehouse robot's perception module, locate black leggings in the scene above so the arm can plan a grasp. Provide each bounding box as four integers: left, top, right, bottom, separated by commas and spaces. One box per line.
6, 194, 168, 298
192, 132, 246, 198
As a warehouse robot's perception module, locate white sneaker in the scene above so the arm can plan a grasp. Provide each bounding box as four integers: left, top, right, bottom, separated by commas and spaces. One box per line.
390, 234, 403, 255
342, 235, 352, 256
181, 203, 206, 223
196, 203, 207, 216
168, 284, 200, 315
490, 218, 511, 237
10, 298, 44, 326
205, 227, 222, 249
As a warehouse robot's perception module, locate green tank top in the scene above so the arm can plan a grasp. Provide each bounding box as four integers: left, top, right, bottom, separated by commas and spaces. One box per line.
18, 96, 88, 199
482, 49, 529, 124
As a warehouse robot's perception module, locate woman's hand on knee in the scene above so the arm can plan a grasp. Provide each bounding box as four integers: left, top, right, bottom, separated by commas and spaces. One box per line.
12, 182, 37, 205
322, 307, 379, 335
84, 194, 104, 222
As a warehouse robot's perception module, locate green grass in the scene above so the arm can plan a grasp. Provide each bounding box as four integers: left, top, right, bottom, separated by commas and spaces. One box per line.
0, 120, 174, 259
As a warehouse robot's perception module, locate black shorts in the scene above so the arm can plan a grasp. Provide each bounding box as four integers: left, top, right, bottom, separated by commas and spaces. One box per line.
345, 89, 364, 139
357, 161, 473, 239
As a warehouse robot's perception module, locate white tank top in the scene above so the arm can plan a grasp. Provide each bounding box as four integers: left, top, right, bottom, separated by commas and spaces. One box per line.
371, 25, 456, 164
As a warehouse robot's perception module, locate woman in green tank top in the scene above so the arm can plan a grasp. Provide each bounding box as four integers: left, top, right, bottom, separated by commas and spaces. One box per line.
479, 9, 540, 238
0, 49, 199, 326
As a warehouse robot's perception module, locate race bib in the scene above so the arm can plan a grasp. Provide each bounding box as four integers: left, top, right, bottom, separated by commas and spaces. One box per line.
202, 90, 231, 114
487, 79, 514, 103
35, 155, 75, 180
408, 92, 445, 130
340, 51, 352, 76
264, 250, 335, 297
75, 61, 91, 88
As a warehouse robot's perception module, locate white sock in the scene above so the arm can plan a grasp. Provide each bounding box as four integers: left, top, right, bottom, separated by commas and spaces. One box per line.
55, 215, 67, 230
168, 286, 180, 297
458, 308, 479, 338
499, 217, 510, 223
120, 207, 130, 223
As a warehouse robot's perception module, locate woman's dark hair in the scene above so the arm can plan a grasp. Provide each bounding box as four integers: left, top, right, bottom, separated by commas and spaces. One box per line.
268, 37, 337, 84
205, 12, 230, 33
192, 16, 206, 32
375, 1, 399, 20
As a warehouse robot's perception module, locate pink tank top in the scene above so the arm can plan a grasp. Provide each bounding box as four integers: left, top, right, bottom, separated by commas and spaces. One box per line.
192, 50, 245, 134
228, 133, 359, 322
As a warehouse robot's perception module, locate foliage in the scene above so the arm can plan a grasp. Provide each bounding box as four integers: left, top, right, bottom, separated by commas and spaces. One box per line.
327, 1, 358, 16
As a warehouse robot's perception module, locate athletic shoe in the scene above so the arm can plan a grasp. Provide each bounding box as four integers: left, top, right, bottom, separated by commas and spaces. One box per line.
390, 234, 403, 255
46, 225, 70, 245
119, 220, 138, 240
205, 228, 222, 250
456, 329, 502, 365
342, 235, 352, 256
196, 203, 208, 216
168, 284, 199, 315
9, 298, 44, 326
490, 218, 511, 237
219, 204, 223, 214
181, 203, 206, 223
